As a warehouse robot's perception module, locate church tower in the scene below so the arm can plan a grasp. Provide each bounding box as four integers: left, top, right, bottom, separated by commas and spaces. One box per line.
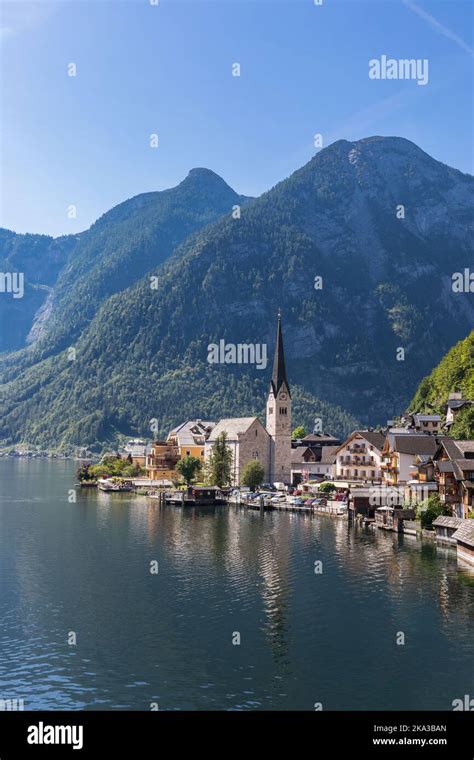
266, 312, 292, 483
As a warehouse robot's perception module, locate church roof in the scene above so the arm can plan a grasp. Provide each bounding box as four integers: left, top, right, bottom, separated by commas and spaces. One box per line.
208, 417, 267, 441
270, 313, 291, 398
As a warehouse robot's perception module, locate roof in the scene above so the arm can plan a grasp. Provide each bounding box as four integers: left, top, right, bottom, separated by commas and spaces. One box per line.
168, 419, 216, 446
336, 430, 385, 454
453, 440, 474, 454
436, 460, 454, 473
207, 417, 265, 441
437, 439, 474, 460
269, 313, 291, 398
392, 435, 438, 456
413, 414, 441, 423
302, 433, 340, 445
291, 447, 316, 465
452, 521, 474, 547
446, 398, 472, 409
432, 516, 466, 529
320, 446, 339, 464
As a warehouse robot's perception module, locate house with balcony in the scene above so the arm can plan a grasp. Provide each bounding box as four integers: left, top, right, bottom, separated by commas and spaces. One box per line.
166, 419, 216, 463
381, 432, 438, 486
334, 431, 385, 483
145, 441, 181, 482
405, 453, 438, 505
433, 439, 474, 518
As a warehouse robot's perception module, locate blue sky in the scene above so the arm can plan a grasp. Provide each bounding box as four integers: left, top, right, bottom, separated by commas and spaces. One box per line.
1, 0, 472, 237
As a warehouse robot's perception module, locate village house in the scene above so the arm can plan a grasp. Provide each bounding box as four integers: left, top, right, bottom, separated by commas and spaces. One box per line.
290, 445, 338, 485
204, 313, 292, 486
166, 419, 216, 463
334, 431, 385, 483
444, 392, 473, 429
381, 431, 438, 486
402, 412, 442, 433
405, 453, 438, 504
434, 439, 474, 518
145, 441, 181, 482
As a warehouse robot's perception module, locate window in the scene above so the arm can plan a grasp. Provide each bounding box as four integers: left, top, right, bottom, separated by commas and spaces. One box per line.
186, 450, 190, 456
252, 451, 259, 458
371, 470, 375, 478
279, 407, 287, 415
268, 407, 273, 414
255, 429, 258, 437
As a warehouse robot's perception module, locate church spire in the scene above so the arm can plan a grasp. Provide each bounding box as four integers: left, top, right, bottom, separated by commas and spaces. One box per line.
270, 311, 291, 398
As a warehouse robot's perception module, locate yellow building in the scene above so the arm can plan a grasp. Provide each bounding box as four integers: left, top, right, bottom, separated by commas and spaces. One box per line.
166, 419, 216, 463
145, 441, 181, 481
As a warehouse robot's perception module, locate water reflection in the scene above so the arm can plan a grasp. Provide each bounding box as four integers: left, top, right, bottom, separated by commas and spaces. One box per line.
0, 460, 473, 710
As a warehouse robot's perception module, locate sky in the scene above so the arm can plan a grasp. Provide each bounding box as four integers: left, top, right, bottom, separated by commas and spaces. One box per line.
1, 0, 472, 237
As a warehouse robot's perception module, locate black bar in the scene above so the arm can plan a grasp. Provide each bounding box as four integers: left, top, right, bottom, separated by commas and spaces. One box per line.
0, 711, 472, 758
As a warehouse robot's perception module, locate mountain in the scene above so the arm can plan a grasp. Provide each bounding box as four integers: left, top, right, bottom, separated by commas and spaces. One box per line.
411, 330, 474, 438
0, 136, 472, 451
0, 168, 251, 359
0, 229, 77, 352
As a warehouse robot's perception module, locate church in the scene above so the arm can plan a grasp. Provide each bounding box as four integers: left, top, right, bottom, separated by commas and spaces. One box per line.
204, 313, 292, 485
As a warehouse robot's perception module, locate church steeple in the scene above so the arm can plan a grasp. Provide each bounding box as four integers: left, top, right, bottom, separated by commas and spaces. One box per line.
266, 310, 292, 483
270, 310, 291, 398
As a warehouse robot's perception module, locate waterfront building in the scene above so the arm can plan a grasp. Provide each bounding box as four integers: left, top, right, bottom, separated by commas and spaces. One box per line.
204, 313, 292, 485
381, 432, 438, 485
167, 419, 216, 463
433, 439, 474, 518
432, 515, 466, 545
206, 417, 270, 486
452, 521, 474, 566
145, 441, 181, 481
334, 431, 385, 482
405, 453, 438, 504
290, 445, 338, 485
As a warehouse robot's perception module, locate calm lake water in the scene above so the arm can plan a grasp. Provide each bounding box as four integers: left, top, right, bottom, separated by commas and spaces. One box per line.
0, 458, 473, 711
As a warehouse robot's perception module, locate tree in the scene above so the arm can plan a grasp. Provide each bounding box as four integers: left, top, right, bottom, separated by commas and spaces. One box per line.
451, 406, 474, 440
208, 432, 233, 488
176, 455, 201, 485
76, 463, 94, 482
292, 426, 306, 440
319, 482, 336, 494
241, 459, 265, 491
417, 494, 448, 529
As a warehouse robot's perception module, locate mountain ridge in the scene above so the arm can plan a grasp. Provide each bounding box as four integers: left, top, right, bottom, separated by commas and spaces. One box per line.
1, 136, 472, 450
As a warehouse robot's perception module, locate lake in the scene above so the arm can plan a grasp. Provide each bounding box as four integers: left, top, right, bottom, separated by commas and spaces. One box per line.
0, 459, 473, 711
